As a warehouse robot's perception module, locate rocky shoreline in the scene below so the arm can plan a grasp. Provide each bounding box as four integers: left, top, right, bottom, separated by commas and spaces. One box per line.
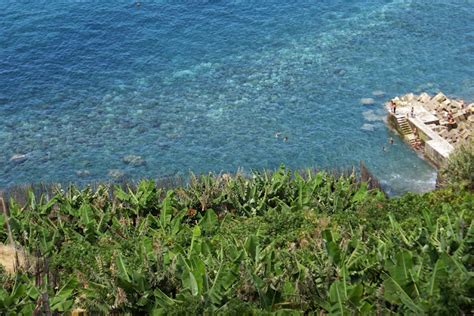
386, 92, 473, 168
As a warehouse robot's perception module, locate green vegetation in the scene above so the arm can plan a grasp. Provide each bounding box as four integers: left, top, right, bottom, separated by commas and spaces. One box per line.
439, 141, 474, 191
0, 167, 472, 314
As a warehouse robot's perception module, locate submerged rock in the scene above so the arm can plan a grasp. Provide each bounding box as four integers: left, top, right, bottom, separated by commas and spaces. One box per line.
108, 169, 125, 179
372, 90, 385, 97
122, 155, 146, 166
9, 154, 28, 164
76, 170, 90, 177
360, 97, 375, 105
362, 110, 384, 122
334, 68, 346, 76
361, 123, 376, 131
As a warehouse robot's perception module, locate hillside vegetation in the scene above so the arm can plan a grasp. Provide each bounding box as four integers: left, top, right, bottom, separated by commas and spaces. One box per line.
0, 167, 472, 315
439, 140, 474, 191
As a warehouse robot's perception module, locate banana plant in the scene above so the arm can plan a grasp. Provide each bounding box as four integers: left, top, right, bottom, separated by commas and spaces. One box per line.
0, 275, 38, 315
115, 180, 161, 218
382, 211, 467, 314
49, 276, 78, 312
320, 266, 372, 315
114, 251, 169, 313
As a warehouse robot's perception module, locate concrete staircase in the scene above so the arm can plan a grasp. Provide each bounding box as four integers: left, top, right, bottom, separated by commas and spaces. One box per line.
395, 115, 417, 147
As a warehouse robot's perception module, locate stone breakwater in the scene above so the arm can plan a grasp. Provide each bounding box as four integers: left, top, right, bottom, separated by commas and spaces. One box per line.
386, 92, 473, 168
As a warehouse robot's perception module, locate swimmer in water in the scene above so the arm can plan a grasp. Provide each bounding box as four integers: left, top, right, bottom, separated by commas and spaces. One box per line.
389, 137, 394, 145
275, 132, 281, 138
283, 136, 288, 142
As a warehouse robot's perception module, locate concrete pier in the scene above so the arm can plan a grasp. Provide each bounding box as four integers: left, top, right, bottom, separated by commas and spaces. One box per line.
386, 92, 473, 168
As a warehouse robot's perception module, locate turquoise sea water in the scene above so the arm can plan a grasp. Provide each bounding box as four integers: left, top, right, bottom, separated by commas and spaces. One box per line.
1, 1, 473, 194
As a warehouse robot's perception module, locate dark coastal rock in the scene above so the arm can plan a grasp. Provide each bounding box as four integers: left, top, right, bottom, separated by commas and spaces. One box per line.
9, 154, 28, 164
122, 155, 146, 166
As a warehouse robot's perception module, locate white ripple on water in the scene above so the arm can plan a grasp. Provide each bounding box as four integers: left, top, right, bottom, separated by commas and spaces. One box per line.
381, 171, 437, 195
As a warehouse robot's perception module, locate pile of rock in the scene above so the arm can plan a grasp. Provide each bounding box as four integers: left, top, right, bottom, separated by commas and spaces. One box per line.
392, 92, 473, 146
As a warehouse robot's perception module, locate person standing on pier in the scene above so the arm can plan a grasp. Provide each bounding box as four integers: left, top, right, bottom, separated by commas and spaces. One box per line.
390, 100, 397, 114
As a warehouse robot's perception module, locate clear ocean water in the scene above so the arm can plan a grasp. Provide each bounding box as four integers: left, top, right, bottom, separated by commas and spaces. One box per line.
1, 0, 473, 194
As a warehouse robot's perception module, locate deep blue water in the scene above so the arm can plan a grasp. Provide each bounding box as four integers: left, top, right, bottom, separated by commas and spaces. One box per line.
1, 1, 473, 194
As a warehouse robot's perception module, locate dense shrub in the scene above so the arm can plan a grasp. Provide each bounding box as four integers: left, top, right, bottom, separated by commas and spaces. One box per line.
0, 168, 472, 314
439, 141, 474, 191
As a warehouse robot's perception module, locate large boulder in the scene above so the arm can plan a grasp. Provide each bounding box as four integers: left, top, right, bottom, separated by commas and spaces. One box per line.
432, 92, 447, 103
458, 130, 469, 141
468, 103, 474, 113
418, 92, 431, 103
454, 112, 466, 122
424, 101, 438, 111
441, 99, 451, 108
450, 100, 462, 110
401, 93, 416, 103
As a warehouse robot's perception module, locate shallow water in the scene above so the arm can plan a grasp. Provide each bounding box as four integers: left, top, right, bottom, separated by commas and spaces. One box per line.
1, 1, 473, 195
